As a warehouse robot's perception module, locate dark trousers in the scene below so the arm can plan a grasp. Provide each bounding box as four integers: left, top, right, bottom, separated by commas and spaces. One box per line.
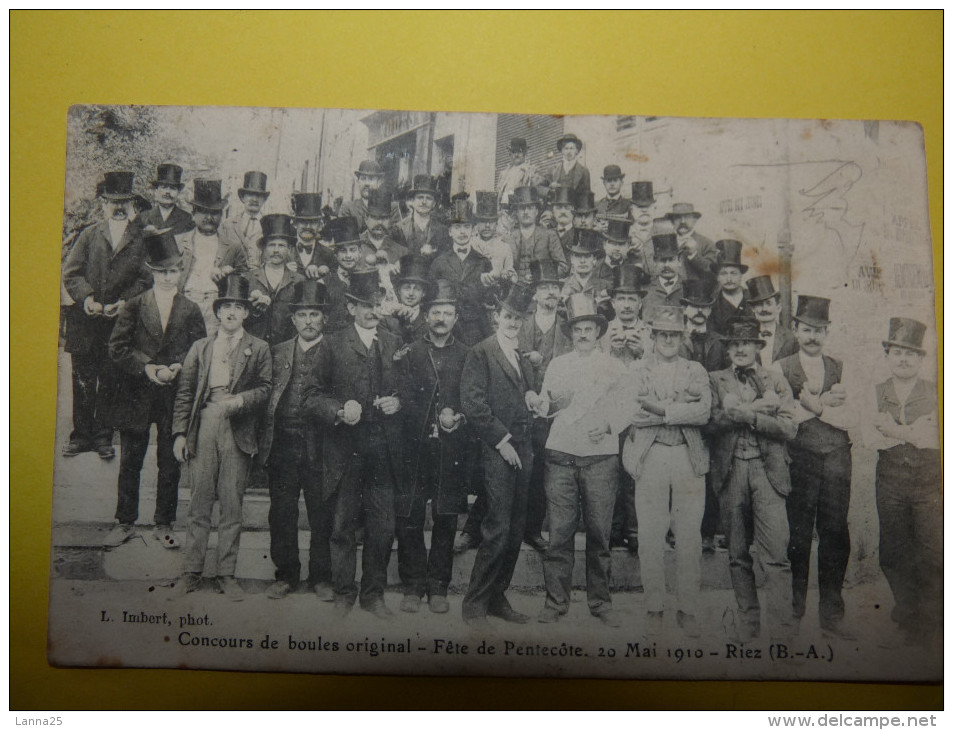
523, 419, 551, 539
462, 437, 533, 619
329, 423, 396, 607
267, 431, 332, 587
876, 450, 942, 636
70, 342, 118, 447
787, 446, 852, 626
700, 472, 721, 539
611, 432, 638, 541
462, 441, 487, 537
115, 393, 179, 525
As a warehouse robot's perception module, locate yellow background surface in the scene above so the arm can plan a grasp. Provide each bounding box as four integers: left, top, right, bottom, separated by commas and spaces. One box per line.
11, 10, 942, 710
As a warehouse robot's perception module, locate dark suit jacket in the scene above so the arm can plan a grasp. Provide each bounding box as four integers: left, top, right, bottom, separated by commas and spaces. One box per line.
709, 290, 749, 335
174, 229, 249, 292
761, 324, 799, 365
517, 313, 572, 392
138, 205, 195, 235
246, 266, 305, 347
304, 325, 407, 499
172, 331, 273, 456
359, 230, 409, 265
641, 279, 684, 317
393, 215, 450, 258
549, 161, 591, 199
108, 289, 207, 430
460, 335, 534, 447
323, 269, 353, 334
291, 240, 336, 274
506, 225, 569, 280
379, 311, 428, 345
776, 352, 851, 455
596, 197, 630, 218
708, 366, 797, 497
429, 249, 493, 322
679, 328, 727, 372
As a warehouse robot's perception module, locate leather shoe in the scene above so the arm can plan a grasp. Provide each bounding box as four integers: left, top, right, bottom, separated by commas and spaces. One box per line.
362, 599, 395, 622
103, 523, 136, 548
488, 604, 530, 624
428, 595, 450, 614
594, 609, 622, 628
216, 576, 244, 602
62, 441, 90, 457
400, 594, 422, 613
523, 533, 549, 552
96, 443, 116, 460
266, 580, 292, 600
313, 582, 335, 602
537, 606, 562, 624
821, 620, 858, 642
453, 532, 481, 553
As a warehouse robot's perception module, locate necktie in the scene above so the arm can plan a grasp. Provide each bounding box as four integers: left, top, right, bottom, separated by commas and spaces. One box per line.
734, 366, 756, 384
243, 217, 258, 238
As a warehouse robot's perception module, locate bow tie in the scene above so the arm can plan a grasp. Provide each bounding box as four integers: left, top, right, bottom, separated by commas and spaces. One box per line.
691, 331, 707, 341
455, 247, 470, 256
734, 366, 757, 384
297, 244, 313, 255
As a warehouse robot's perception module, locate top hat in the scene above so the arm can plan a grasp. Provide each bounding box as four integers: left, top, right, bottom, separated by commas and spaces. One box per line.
151, 163, 184, 190
189, 179, 229, 211
366, 189, 393, 219
570, 228, 606, 257
720, 316, 766, 348
631, 181, 655, 208
509, 138, 528, 153
745, 275, 780, 304
550, 186, 574, 208
425, 278, 460, 308
792, 295, 831, 328
665, 202, 702, 221
392, 254, 431, 287
605, 218, 631, 244
238, 171, 269, 198
556, 133, 583, 152
529, 260, 563, 287
213, 273, 252, 312
648, 305, 686, 333
409, 174, 439, 197
101, 171, 136, 201
565, 293, 608, 338
345, 268, 385, 305
712, 239, 749, 273
679, 278, 716, 307
652, 233, 679, 260
292, 192, 323, 220
499, 283, 536, 317
322, 216, 362, 248
602, 164, 625, 180
355, 160, 384, 177
574, 191, 597, 214
448, 197, 473, 225
474, 191, 499, 221
882, 317, 927, 354
511, 186, 540, 208
610, 263, 649, 296
289, 279, 331, 310
143, 228, 182, 269
257, 213, 296, 247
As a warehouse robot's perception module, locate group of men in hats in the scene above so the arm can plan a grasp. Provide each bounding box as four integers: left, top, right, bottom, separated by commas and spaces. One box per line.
61, 158, 939, 645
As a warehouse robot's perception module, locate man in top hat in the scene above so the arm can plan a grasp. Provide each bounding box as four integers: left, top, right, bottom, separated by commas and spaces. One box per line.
641, 234, 686, 316
460, 284, 538, 627
524, 293, 626, 627
599, 219, 641, 281
222, 171, 270, 265
608, 305, 713, 637
139, 163, 194, 235
497, 138, 538, 207
708, 317, 798, 642
561, 228, 611, 306
864, 318, 940, 646
628, 181, 657, 262
548, 185, 577, 260
774, 296, 857, 640
506, 186, 568, 284
304, 267, 406, 620
320, 216, 366, 334
176, 179, 249, 337
394, 175, 450, 260
659, 202, 718, 283
379, 254, 431, 346
62, 170, 152, 459
573, 191, 598, 231
746, 275, 798, 365
341, 160, 385, 232
547, 133, 590, 200
105, 228, 207, 548
171, 273, 273, 600
396, 279, 472, 615
359, 189, 408, 266
596, 164, 629, 221
246, 213, 305, 348
258, 279, 334, 601
471, 191, 516, 285
709, 239, 750, 335
290, 192, 335, 278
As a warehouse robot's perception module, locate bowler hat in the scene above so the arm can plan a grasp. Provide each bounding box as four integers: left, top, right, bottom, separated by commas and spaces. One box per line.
189, 179, 229, 211
570, 228, 606, 257
792, 295, 831, 328
101, 171, 136, 201
509, 138, 528, 153
511, 186, 540, 208
881, 317, 927, 354
448, 197, 473, 225
213, 273, 252, 313
679, 278, 716, 307
143, 228, 182, 270
652, 233, 679, 260
610, 263, 649, 296
745, 275, 780, 304
366, 189, 393, 219
550, 186, 574, 208
289, 279, 331, 310
425, 279, 460, 308
322, 216, 362, 248
355, 160, 384, 177
391, 254, 431, 288
602, 164, 625, 180
574, 192, 597, 214
238, 171, 269, 198
665, 202, 702, 221
712, 239, 749, 273
409, 175, 439, 198
292, 192, 323, 220
499, 283, 535, 317
565, 293, 608, 338
474, 191, 499, 221
631, 181, 655, 208
151, 163, 184, 190
647, 305, 686, 333
556, 133, 583, 152
257, 213, 296, 248
604, 218, 631, 244
345, 268, 385, 305
720, 316, 766, 348
529, 260, 563, 287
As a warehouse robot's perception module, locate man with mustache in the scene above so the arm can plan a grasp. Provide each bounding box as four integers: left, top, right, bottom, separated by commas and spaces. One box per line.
641, 234, 686, 316
627, 182, 657, 270
561, 228, 611, 305
471, 191, 517, 286
395, 280, 472, 614
573, 191, 598, 231
246, 214, 305, 348
531, 294, 627, 627
506, 186, 568, 284
598, 219, 636, 282
340, 160, 385, 232
138, 163, 194, 235
547, 133, 591, 201
221, 171, 270, 265
774, 296, 857, 640
596, 164, 630, 222
497, 138, 538, 208
379, 254, 430, 346
659, 202, 718, 284
304, 267, 406, 621
746, 276, 798, 365
359, 189, 408, 266
709, 239, 750, 335
63, 171, 152, 459
548, 186, 577, 261
394, 175, 450, 260
321, 216, 366, 334
290, 192, 335, 279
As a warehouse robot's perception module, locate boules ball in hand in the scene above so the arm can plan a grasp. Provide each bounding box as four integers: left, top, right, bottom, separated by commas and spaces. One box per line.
525, 351, 543, 366
316, 265, 330, 278
364, 252, 378, 267
439, 408, 457, 430
420, 243, 435, 256
155, 366, 175, 384
343, 400, 362, 423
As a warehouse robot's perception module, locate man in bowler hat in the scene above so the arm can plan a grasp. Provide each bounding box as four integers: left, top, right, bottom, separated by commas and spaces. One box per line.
222, 171, 270, 265
139, 163, 194, 235
341, 160, 385, 232
596, 164, 629, 220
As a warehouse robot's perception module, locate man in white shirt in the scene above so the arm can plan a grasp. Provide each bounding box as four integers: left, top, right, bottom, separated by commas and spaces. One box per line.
531, 293, 627, 627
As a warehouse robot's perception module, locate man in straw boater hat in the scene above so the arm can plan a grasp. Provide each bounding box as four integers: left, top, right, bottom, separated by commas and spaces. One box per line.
658, 201, 718, 283
471, 191, 517, 286
394, 174, 450, 260
774, 295, 857, 641
709, 239, 750, 335
170, 273, 272, 601
221, 171, 271, 265
708, 316, 798, 643
596, 164, 630, 221
497, 137, 538, 208
246, 213, 305, 348
459, 283, 538, 627
63, 170, 152, 459
139, 163, 194, 235
864, 318, 940, 647
359, 188, 408, 266
506, 185, 568, 284
395, 279, 473, 615
529, 293, 627, 628
304, 266, 406, 621
258, 279, 334, 601
746, 275, 798, 365
608, 305, 712, 637
340, 159, 385, 232
290, 192, 335, 278
104, 228, 206, 548
548, 132, 590, 201
175, 178, 249, 336
379, 254, 431, 346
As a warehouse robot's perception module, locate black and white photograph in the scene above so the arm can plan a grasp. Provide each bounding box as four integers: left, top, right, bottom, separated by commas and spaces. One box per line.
48, 105, 941, 682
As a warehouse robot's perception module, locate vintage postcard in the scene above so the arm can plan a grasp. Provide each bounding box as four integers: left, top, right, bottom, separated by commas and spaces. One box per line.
49, 105, 940, 681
